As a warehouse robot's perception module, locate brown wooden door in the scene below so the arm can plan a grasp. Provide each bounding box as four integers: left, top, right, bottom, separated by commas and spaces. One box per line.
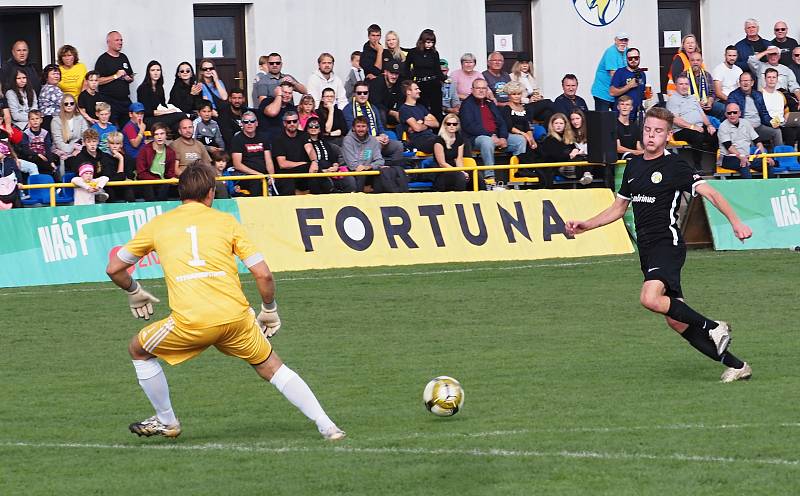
657, 0, 701, 91
485, 0, 533, 72
193, 5, 247, 94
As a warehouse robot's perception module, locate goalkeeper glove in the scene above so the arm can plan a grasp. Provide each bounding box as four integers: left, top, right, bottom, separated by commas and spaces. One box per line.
257, 301, 281, 338
126, 281, 160, 320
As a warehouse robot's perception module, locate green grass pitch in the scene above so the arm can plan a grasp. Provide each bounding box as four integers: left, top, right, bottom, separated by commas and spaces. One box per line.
1, 250, 798, 495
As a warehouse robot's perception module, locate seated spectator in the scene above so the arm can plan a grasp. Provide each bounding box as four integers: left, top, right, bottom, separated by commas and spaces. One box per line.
135, 122, 177, 202
459, 79, 526, 180
91, 102, 117, 154
591, 33, 628, 111
736, 18, 769, 77
136, 60, 184, 130
271, 110, 331, 196
683, 51, 723, 119
305, 116, 355, 193
553, 74, 589, 115
197, 59, 228, 112
666, 35, 698, 95
51, 95, 88, 165
383, 31, 409, 79
368, 61, 403, 126
19, 109, 59, 179
772, 21, 799, 66
38, 65, 63, 130
103, 131, 136, 202
483, 51, 511, 106
666, 75, 718, 164
6, 69, 38, 129
209, 149, 231, 199
71, 162, 109, 205
360, 24, 385, 81
440, 59, 460, 115
342, 81, 405, 165
230, 110, 273, 197
399, 80, 439, 154
449, 53, 483, 101
0, 140, 22, 208
218, 88, 249, 148
192, 102, 224, 152
258, 81, 297, 144
56, 44, 87, 100
501, 81, 539, 165
761, 68, 799, 147
748, 45, 800, 110
168, 62, 204, 116
610, 47, 646, 119
307, 52, 348, 109
121, 102, 146, 160
171, 117, 211, 175
728, 71, 783, 147
569, 109, 589, 157
78, 71, 101, 126
432, 114, 470, 192
0, 89, 12, 132
712, 46, 743, 105
342, 115, 407, 193
344, 51, 364, 100
297, 94, 319, 130
718, 102, 774, 178
789, 47, 800, 84
540, 113, 590, 187
316, 87, 347, 146
65, 128, 102, 174
615, 95, 644, 157
251, 53, 307, 105
1, 40, 40, 95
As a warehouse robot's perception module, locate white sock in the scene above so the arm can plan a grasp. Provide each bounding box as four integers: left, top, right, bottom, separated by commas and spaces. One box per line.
132, 359, 178, 426
270, 364, 335, 432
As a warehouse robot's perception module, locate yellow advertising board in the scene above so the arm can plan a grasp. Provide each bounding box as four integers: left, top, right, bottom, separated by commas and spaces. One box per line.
236, 190, 633, 271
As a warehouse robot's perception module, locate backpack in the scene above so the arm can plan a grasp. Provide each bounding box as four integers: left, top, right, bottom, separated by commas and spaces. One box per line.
372, 165, 409, 193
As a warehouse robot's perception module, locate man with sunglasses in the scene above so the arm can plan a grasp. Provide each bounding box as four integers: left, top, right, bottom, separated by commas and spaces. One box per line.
787, 48, 800, 87
717, 102, 774, 178
271, 110, 331, 196
252, 53, 306, 105
610, 48, 646, 119
771, 21, 798, 67
230, 110, 274, 197
259, 81, 297, 145
342, 81, 404, 166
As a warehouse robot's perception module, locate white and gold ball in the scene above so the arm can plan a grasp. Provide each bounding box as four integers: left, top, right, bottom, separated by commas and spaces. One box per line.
422, 376, 465, 417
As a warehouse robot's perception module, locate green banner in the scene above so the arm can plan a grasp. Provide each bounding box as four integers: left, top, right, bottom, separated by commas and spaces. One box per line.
0, 200, 241, 287
704, 179, 800, 250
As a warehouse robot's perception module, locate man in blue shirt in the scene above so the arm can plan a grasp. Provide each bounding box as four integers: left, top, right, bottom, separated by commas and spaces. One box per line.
591, 33, 628, 111
610, 47, 646, 120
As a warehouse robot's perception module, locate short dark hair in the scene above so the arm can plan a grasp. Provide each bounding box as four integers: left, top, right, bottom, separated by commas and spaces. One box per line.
353, 81, 369, 92
197, 101, 213, 112
86, 70, 99, 79
645, 106, 674, 129
368, 24, 381, 34
765, 67, 779, 77
401, 79, 415, 95
725, 45, 737, 52
352, 115, 368, 127
321, 87, 336, 96
351, 51, 361, 60
562, 73, 578, 84
267, 52, 281, 59
209, 149, 230, 163
179, 163, 217, 201
151, 122, 170, 136
229, 87, 244, 96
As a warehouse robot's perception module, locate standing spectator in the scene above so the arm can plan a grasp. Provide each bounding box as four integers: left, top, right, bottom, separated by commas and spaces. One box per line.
459, 79, 526, 181
271, 110, 331, 196
591, 33, 628, 111
683, 51, 723, 119
135, 123, 177, 202
6, 69, 38, 129
258, 81, 297, 144
432, 114, 470, 192
197, 59, 228, 111
440, 59, 460, 115
342, 81, 405, 165
399, 80, 439, 154
19, 109, 59, 179
610, 47, 646, 119
218, 88, 249, 148
406, 29, 444, 125
78, 71, 101, 125
666, 35, 699, 96
368, 61, 404, 126
509, 52, 537, 103
307, 53, 348, 109
540, 113, 590, 186
1, 40, 40, 94
482, 51, 511, 107
360, 24, 385, 80
667, 75, 718, 165
735, 19, 769, 77
169, 62, 204, 117
171, 117, 211, 175
316, 88, 347, 146
136, 60, 183, 130
38, 64, 64, 130
95, 31, 134, 126
251, 53, 306, 105
616, 95, 643, 157
771, 21, 798, 67
121, 102, 146, 160
192, 102, 225, 152
230, 110, 274, 197
383, 31, 409, 79
51, 95, 87, 165
728, 71, 783, 147
56, 45, 87, 100
305, 116, 355, 193
344, 51, 364, 100
712, 46, 743, 105
91, 102, 118, 154
449, 53, 483, 101
296, 94, 319, 131
553, 74, 589, 116
717, 102, 774, 178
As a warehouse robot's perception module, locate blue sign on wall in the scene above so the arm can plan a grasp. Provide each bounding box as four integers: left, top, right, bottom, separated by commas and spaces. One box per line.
573, 0, 625, 27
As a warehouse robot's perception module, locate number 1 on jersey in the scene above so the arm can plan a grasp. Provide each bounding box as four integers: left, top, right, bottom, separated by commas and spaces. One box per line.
186, 225, 207, 267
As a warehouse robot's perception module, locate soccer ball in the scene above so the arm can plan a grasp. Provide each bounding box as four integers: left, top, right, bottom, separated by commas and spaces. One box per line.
423, 376, 465, 417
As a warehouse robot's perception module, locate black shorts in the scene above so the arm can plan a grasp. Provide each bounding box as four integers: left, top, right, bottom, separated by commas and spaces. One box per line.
638, 243, 686, 298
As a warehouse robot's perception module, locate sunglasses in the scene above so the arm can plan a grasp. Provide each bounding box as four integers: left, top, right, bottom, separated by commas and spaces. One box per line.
627, 56, 640, 60
268, 61, 282, 65
355, 91, 369, 95
284, 119, 298, 124
775, 28, 787, 31
241, 119, 257, 124
64, 101, 76, 106
178, 69, 192, 74
445, 122, 459, 126
726, 111, 739, 115
306, 124, 320, 129
202, 67, 214, 71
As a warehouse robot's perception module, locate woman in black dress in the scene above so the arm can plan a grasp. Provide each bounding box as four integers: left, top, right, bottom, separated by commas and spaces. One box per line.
136, 60, 184, 130
406, 29, 444, 125
432, 114, 475, 191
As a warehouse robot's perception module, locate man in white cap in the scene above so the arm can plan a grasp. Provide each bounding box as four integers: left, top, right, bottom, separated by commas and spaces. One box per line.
748, 45, 800, 108
591, 32, 628, 111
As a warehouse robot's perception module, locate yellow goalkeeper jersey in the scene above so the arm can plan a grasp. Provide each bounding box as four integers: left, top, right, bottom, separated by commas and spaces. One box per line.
121, 202, 263, 329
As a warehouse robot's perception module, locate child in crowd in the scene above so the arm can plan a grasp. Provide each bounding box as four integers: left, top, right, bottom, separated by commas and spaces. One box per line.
344, 51, 363, 100
92, 102, 117, 154
19, 109, 60, 180
193, 102, 224, 153
122, 102, 146, 160
209, 149, 232, 199
78, 71, 101, 125
0, 140, 22, 208
71, 162, 109, 205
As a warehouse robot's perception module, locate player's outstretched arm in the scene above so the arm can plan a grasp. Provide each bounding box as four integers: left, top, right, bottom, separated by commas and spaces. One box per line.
106, 254, 160, 320
250, 260, 281, 337
695, 182, 752, 242
566, 196, 630, 236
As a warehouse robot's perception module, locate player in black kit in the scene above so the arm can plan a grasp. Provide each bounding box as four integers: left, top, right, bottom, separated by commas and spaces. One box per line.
567, 107, 753, 383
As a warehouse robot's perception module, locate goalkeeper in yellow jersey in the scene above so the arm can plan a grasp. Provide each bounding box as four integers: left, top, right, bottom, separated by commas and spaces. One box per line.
106, 164, 345, 440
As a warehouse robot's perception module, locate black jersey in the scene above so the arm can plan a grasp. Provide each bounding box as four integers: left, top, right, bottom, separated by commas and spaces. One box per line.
617, 152, 705, 247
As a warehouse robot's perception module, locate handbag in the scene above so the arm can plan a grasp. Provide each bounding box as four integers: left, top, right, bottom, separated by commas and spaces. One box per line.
0, 168, 19, 207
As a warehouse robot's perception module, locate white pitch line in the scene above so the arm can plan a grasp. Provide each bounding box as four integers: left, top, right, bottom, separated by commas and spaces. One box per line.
1, 441, 797, 467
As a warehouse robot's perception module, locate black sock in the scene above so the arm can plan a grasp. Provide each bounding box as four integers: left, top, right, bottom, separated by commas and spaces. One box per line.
719, 351, 745, 369
680, 325, 720, 361
667, 298, 717, 330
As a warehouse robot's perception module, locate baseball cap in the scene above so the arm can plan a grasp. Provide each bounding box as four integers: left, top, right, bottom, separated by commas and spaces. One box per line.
517, 52, 532, 62
383, 61, 401, 73
440, 59, 449, 68
129, 102, 145, 112
615, 32, 630, 40
767, 46, 780, 53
